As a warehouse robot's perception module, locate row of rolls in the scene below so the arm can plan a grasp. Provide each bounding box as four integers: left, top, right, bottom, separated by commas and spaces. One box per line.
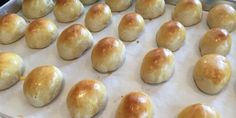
0, 52, 222, 118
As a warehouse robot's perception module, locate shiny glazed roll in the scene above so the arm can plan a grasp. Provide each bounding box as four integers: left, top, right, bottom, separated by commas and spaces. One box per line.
67, 79, 107, 118
193, 54, 231, 94
156, 20, 186, 51
105, 0, 132, 12
172, 0, 202, 26
207, 4, 236, 32
140, 48, 175, 84
85, 3, 112, 32
0, 13, 27, 44
23, 65, 63, 107
91, 37, 126, 73
118, 13, 144, 42
80, 0, 98, 5
116, 92, 153, 118
199, 28, 231, 56
0, 52, 24, 90
54, 0, 84, 22
25, 18, 57, 49
57, 24, 93, 60
178, 103, 220, 118
22, 0, 54, 19
135, 0, 165, 19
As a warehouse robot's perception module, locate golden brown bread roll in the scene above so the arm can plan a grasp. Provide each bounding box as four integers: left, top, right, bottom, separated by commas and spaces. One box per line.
178, 103, 220, 118
140, 48, 175, 84
116, 92, 153, 118
199, 28, 231, 56
91, 37, 126, 73
156, 20, 186, 51
105, 0, 132, 12
25, 18, 57, 49
0, 52, 24, 90
193, 54, 231, 94
54, 0, 84, 23
23, 65, 63, 107
67, 79, 107, 118
22, 0, 54, 19
80, 0, 98, 5
0, 13, 27, 44
172, 0, 202, 26
135, 0, 165, 19
85, 3, 112, 32
207, 4, 236, 32
118, 13, 144, 42
57, 24, 93, 60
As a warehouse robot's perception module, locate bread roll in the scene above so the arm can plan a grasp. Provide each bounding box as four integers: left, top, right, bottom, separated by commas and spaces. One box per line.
119, 13, 144, 42
54, 0, 84, 22
67, 79, 107, 118
116, 92, 153, 118
80, 0, 98, 5
207, 4, 236, 32
199, 28, 231, 56
0, 13, 27, 44
25, 18, 57, 49
193, 54, 231, 94
135, 0, 165, 19
178, 103, 220, 118
57, 24, 93, 60
0, 52, 24, 90
85, 3, 112, 32
23, 65, 63, 107
172, 0, 202, 26
105, 0, 132, 12
91, 37, 126, 73
140, 48, 175, 84
156, 20, 186, 51
22, 0, 54, 19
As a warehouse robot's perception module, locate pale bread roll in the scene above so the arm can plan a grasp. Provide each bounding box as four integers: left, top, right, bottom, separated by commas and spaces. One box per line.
67, 79, 107, 118
25, 18, 57, 49
140, 48, 175, 84
0, 13, 27, 44
193, 54, 231, 94
22, 0, 54, 19
91, 37, 126, 73
156, 20, 186, 51
57, 24, 93, 60
105, 0, 132, 12
23, 65, 63, 107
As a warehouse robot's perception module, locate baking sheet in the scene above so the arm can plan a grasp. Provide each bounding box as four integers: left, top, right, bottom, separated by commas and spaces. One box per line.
0, 1, 236, 118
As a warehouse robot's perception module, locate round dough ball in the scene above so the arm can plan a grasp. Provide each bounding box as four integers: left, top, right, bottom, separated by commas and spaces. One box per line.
118, 13, 144, 42
25, 18, 57, 49
193, 54, 231, 94
57, 24, 93, 60
207, 4, 236, 32
135, 0, 165, 19
172, 0, 202, 26
105, 0, 132, 12
140, 48, 175, 84
156, 20, 186, 51
23, 65, 63, 107
22, 0, 54, 19
54, 0, 84, 23
116, 92, 153, 118
67, 79, 107, 118
91, 37, 126, 73
0, 13, 27, 44
0, 52, 24, 90
178, 103, 220, 118
85, 3, 112, 32
199, 28, 231, 56
80, 0, 98, 5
